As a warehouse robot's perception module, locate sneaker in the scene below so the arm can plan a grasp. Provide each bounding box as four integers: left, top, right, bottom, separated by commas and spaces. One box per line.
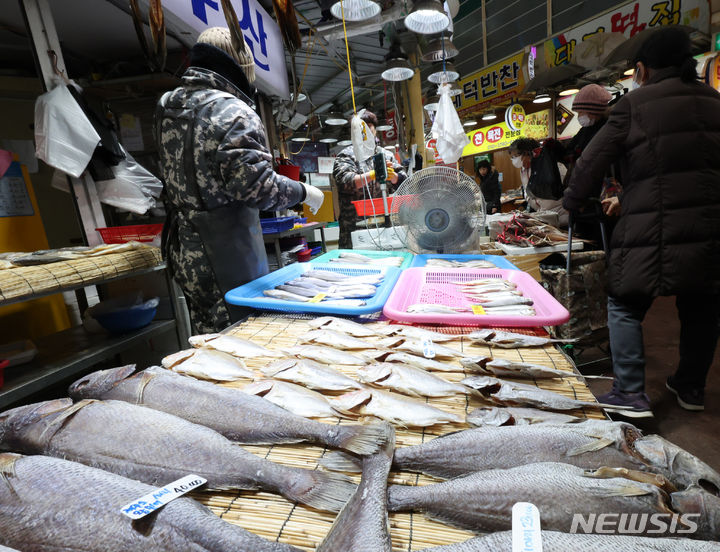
596, 388, 654, 418
666, 377, 704, 411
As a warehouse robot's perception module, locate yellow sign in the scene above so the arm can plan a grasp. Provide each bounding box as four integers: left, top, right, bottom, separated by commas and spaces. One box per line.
461, 110, 550, 157
471, 305, 487, 315
451, 52, 528, 117
308, 293, 327, 303
506, 104, 526, 131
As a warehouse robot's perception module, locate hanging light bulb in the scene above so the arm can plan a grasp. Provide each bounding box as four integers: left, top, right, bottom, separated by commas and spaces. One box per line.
325, 112, 348, 125
424, 94, 440, 111
427, 61, 459, 84
421, 34, 459, 62
559, 87, 580, 97
291, 136, 311, 142
319, 137, 338, 143
375, 118, 393, 131
290, 92, 307, 102
533, 92, 552, 104
330, 0, 380, 21
481, 110, 497, 121
382, 58, 415, 81
337, 139, 352, 146
463, 118, 477, 127
405, 0, 450, 34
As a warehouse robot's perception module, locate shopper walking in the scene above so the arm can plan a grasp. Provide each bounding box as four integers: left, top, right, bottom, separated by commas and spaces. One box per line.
563, 27, 720, 417
155, 27, 323, 333
476, 159, 500, 214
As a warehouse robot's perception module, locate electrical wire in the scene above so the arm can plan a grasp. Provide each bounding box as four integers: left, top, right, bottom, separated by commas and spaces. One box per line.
338, 0, 357, 114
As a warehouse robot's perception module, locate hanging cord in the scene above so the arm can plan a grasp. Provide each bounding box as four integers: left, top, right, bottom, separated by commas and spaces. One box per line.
339, 0, 357, 114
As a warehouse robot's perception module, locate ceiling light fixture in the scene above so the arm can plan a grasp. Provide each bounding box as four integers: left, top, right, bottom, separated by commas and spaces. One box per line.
448, 81, 462, 96
330, 0, 380, 21
290, 92, 307, 102
319, 137, 338, 143
382, 57, 415, 81
463, 118, 477, 127
427, 61, 459, 83
559, 87, 580, 97
325, 112, 348, 125
533, 92, 552, 104
424, 94, 440, 111
481, 110, 497, 121
375, 118, 393, 131
337, 139, 352, 146
291, 136, 311, 142
624, 68, 635, 76
421, 34, 459, 62
404, 0, 450, 34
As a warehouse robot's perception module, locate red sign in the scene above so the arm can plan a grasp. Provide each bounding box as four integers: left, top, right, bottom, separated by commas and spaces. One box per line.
472, 132, 485, 147
382, 109, 398, 142
486, 126, 504, 143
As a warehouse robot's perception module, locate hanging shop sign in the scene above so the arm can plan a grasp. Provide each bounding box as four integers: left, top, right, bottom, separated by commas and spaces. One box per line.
382, 110, 399, 143
461, 110, 551, 157
544, 0, 710, 68
160, 0, 289, 98
452, 52, 528, 117
705, 54, 720, 91
505, 104, 526, 132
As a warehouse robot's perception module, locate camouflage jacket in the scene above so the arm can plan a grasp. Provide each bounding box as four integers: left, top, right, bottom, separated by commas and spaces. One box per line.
332, 145, 406, 248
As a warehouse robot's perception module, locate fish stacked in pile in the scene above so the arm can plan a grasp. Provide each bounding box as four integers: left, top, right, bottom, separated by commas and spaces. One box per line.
425, 258, 499, 269
264, 269, 383, 306
1, 317, 719, 551
327, 251, 405, 267
496, 213, 570, 248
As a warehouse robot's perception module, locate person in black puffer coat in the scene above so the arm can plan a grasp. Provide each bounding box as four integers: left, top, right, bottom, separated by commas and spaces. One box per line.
563, 27, 720, 417
476, 160, 500, 214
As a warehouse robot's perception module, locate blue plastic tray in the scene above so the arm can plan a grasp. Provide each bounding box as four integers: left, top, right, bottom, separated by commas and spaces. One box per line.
312, 249, 414, 269
410, 253, 519, 270
225, 263, 402, 315
261, 216, 295, 234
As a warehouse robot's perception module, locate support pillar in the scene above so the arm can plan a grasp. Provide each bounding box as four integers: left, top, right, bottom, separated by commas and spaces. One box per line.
402, 52, 426, 161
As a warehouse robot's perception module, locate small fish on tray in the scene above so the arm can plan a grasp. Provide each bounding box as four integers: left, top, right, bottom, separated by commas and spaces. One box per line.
161, 348, 253, 381
243, 380, 345, 419
188, 333, 283, 359
358, 363, 473, 398
309, 316, 380, 337
264, 269, 384, 304
426, 258, 498, 268
261, 358, 364, 391
468, 329, 576, 348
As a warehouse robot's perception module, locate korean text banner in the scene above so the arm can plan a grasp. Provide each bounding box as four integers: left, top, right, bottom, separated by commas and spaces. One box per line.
452, 52, 528, 117
544, 0, 710, 67
460, 110, 550, 157
159, 0, 289, 98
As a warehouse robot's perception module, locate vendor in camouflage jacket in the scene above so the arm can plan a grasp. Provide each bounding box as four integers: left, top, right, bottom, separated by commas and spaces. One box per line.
332, 110, 406, 249
155, 28, 312, 333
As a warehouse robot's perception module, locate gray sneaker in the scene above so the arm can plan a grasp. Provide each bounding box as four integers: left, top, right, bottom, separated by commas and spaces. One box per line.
596, 388, 654, 418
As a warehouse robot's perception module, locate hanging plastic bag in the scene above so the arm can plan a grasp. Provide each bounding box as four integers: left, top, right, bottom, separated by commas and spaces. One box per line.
34, 82, 100, 177
351, 109, 376, 163
94, 147, 163, 214
430, 83, 469, 164
107, 147, 163, 198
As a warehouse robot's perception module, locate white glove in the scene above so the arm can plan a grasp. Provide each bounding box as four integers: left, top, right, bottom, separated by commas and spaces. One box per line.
302, 183, 325, 214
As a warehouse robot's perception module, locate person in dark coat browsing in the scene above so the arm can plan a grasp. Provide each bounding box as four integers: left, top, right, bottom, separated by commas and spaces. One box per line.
476, 160, 501, 214
562, 27, 720, 417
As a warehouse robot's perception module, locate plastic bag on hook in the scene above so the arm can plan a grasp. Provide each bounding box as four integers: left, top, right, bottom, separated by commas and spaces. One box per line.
430, 83, 469, 164
351, 109, 376, 163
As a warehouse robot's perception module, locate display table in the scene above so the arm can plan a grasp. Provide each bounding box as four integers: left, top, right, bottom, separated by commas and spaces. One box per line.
262, 222, 328, 268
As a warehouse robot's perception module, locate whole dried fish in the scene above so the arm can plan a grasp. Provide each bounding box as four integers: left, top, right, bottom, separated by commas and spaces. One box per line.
468, 329, 575, 348
379, 337, 467, 359
0, 398, 354, 512
262, 359, 364, 391
383, 352, 460, 372
301, 329, 373, 350
161, 348, 253, 381
387, 462, 675, 533
329, 389, 462, 427
242, 380, 343, 419
465, 358, 611, 380
0, 452, 302, 551
317, 425, 395, 552
308, 316, 380, 337
290, 345, 369, 365
188, 334, 283, 359
70, 366, 389, 455
277, 284, 323, 297
466, 406, 582, 426
420, 531, 720, 551
264, 289, 310, 302
358, 363, 472, 398
407, 304, 468, 314
376, 324, 459, 342
320, 298, 368, 307
304, 269, 352, 282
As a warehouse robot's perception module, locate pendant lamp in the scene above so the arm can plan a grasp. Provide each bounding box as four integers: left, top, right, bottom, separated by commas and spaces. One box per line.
405, 0, 450, 34
421, 34, 459, 62
330, 0, 380, 21
427, 61, 459, 83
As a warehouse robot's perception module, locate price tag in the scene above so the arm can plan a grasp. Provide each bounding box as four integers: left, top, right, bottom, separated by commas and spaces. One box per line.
421, 338, 436, 359
120, 475, 207, 520
309, 293, 327, 303
471, 305, 487, 315
512, 502, 543, 552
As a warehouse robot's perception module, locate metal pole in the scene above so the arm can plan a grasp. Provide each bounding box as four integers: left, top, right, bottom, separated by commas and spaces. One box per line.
481, 0, 488, 67
547, 0, 553, 36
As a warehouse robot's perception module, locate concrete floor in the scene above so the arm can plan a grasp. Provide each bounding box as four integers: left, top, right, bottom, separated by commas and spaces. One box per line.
576, 296, 720, 474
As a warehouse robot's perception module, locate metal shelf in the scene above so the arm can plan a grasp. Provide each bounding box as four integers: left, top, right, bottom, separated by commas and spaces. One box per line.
0, 320, 176, 409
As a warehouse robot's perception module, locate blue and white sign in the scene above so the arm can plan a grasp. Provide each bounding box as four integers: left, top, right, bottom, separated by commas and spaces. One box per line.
512, 502, 543, 552
120, 474, 207, 519
160, 0, 289, 98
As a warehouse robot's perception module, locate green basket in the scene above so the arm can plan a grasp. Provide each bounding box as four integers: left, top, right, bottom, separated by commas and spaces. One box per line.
311, 249, 414, 269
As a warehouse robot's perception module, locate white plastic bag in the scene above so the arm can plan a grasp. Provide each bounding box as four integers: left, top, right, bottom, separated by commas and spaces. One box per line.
351, 109, 376, 163
430, 83, 469, 164
95, 147, 163, 214
34, 83, 100, 177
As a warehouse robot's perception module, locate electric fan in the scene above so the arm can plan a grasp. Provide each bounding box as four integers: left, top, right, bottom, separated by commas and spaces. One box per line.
390, 165, 486, 254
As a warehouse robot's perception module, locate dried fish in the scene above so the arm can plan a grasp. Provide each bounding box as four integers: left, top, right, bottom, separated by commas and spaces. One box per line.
308, 316, 380, 337
188, 333, 283, 359
262, 358, 364, 391
376, 324, 458, 342
383, 352, 459, 372
466, 406, 582, 427
290, 345, 370, 365
161, 348, 253, 381
242, 380, 342, 419
358, 363, 472, 398
467, 329, 575, 348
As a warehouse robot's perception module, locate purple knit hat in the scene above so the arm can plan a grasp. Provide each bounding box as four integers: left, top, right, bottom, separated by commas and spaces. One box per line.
572, 84, 612, 115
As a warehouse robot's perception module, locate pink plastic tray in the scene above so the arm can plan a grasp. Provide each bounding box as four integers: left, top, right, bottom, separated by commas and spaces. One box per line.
382, 268, 570, 327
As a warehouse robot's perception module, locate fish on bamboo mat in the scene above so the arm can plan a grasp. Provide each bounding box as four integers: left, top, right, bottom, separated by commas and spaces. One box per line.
378, 337, 468, 359
161, 348, 253, 381
242, 380, 344, 419
0, 452, 301, 552
188, 333, 283, 358
300, 329, 373, 350
382, 352, 460, 372
288, 345, 370, 365
386, 462, 714, 537
357, 363, 472, 398
0, 399, 354, 513
467, 329, 576, 348
317, 424, 395, 552
261, 358, 364, 391
461, 358, 611, 380
375, 324, 459, 342
308, 316, 380, 337
466, 405, 582, 426
69, 366, 389, 455
419, 530, 720, 551
328, 389, 462, 427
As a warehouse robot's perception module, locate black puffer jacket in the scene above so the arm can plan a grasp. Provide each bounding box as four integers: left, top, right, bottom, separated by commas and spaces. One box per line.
563, 67, 720, 298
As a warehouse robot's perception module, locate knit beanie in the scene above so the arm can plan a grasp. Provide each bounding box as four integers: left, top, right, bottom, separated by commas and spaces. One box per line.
572, 84, 612, 116
196, 27, 255, 83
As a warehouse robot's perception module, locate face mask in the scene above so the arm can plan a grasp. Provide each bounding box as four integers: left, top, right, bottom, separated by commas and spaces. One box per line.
511, 156, 524, 168
577, 114, 595, 127
631, 78, 641, 90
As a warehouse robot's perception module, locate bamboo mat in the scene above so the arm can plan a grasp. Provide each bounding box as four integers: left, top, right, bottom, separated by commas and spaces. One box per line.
187, 314, 604, 551
0, 246, 162, 304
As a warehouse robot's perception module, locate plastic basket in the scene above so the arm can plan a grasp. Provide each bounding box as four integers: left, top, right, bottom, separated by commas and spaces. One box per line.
96, 224, 163, 244
383, 267, 570, 327
313, 248, 414, 268
225, 262, 402, 315
410, 253, 518, 270
352, 194, 415, 217
261, 216, 295, 234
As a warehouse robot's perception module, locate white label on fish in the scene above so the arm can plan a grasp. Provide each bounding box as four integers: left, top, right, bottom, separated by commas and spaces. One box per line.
422, 338, 436, 359
512, 502, 543, 552
120, 475, 207, 519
